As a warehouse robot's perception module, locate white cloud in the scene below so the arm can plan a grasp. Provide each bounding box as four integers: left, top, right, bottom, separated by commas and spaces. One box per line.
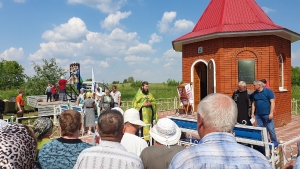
14, 0, 26, 3
106, 56, 121, 61
28, 17, 176, 83
101, 11, 131, 30
164, 62, 173, 68
0, 47, 24, 61
163, 49, 181, 69
126, 44, 155, 55
67, 0, 126, 14
157, 11, 176, 33
99, 61, 109, 68
152, 58, 160, 64
132, 69, 152, 80
261, 7, 275, 14
163, 48, 181, 62
124, 55, 150, 65
157, 12, 194, 34
149, 33, 162, 45
292, 49, 300, 67
172, 19, 194, 33
42, 17, 88, 42
29, 22, 140, 61
0, 2, 3, 8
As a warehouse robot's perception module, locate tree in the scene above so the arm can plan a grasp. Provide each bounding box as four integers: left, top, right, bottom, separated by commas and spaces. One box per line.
85, 78, 92, 81
123, 79, 128, 83
24, 58, 67, 95
127, 76, 134, 83
292, 66, 300, 86
0, 59, 26, 90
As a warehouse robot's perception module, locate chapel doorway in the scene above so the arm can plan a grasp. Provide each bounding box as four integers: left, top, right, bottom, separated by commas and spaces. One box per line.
193, 62, 207, 107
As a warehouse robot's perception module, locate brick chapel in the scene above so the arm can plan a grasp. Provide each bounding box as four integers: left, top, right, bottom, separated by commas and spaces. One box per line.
172, 0, 300, 127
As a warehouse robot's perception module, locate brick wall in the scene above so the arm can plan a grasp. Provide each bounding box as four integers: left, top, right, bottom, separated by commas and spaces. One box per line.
182, 35, 291, 127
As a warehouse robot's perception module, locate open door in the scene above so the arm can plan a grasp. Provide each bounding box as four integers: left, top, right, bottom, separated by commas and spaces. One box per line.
207, 59, 216, 95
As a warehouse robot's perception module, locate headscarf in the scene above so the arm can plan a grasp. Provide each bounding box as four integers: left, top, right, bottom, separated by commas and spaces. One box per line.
0, 124, 37, 168
86, 92, 92, 98
32, 117, 53, 140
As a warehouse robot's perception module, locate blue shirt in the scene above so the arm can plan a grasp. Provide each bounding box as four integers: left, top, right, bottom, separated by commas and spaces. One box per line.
252, 88, 274, 115
39, 137, 92, 169
294, 156, 300, 169
169, 132, 272, 169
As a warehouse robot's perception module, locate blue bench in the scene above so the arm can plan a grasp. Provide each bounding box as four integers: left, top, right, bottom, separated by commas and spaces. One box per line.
167, 116, 276, 167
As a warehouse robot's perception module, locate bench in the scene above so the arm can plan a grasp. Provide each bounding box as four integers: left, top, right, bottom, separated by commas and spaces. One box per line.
167, 116, 277, 168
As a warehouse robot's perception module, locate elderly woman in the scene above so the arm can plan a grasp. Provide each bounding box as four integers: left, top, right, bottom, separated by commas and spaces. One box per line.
99, 89, 114, 113
32, 117, 54, 151
84, 92, 96, 135
0, 123, 37, 169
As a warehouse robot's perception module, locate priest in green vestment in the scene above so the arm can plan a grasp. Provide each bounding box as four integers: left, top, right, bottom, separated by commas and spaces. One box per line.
132, 81, 157, 141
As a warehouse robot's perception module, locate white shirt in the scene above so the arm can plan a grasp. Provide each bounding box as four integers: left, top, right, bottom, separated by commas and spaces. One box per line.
121, 133, 148, 156
110, 91, 121, 103
74, 140, 143, 169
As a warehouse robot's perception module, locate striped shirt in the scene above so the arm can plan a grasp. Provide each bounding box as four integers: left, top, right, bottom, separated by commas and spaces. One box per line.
169, 132, 272, 169
73, 140, 143, 169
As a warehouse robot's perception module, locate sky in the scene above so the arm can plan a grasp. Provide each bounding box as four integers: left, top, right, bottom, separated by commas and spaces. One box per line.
0, 0, 300, 84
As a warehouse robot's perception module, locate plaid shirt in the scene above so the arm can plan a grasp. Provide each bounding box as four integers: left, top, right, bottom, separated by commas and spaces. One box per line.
169, 132, 272, 169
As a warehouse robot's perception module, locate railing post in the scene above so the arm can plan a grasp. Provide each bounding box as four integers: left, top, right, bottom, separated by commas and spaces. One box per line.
296, 100, 298, 115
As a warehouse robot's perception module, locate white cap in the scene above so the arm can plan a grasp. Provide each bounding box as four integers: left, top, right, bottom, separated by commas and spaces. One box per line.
123, 108, 146, 127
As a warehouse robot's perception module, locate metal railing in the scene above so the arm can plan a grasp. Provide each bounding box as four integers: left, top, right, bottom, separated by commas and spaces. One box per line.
292, 99, 300, 115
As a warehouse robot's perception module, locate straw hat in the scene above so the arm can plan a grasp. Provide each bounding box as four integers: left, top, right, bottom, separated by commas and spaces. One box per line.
123, 108, 146, 127
150, 118, 181, 146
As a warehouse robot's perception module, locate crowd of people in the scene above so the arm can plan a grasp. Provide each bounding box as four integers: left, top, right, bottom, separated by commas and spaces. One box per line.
1, 80, 300, 168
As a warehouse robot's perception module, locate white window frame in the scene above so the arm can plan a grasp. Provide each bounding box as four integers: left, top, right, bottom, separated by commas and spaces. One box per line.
279, 54, 287, 91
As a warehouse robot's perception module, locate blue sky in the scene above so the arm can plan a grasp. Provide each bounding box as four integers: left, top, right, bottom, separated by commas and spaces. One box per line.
0, 0, 299, 83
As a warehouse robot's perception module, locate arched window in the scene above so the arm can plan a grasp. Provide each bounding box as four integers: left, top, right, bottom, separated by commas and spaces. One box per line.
279, 54, 284, 89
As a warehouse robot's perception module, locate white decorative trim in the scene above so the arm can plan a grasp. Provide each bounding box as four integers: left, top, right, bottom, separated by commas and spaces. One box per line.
279, 87, 288, 92
173, 29, 300, 52
190, 59, 208, 111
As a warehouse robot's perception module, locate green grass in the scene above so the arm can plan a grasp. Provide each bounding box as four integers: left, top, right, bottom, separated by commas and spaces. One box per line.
108, 83, 178, 101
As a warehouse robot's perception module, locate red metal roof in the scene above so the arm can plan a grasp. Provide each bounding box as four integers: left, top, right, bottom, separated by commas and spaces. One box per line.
174, 0, 283, 42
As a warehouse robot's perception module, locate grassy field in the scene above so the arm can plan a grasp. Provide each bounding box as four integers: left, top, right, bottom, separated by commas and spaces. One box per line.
109, 83, 178, 101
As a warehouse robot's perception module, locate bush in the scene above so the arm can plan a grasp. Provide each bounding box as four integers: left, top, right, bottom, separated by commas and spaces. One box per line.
167, 79, 181, 87
130, 80, 143, 89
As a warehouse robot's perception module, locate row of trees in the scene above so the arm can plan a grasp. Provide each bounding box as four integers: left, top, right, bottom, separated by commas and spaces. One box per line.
0, 58, 66, 95
0, 58, 181, 96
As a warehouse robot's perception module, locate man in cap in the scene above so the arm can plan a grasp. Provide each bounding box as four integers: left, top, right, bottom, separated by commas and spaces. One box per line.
121, 108, 148, 156
140, 118, 184, 169
169, 93, 272, 169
